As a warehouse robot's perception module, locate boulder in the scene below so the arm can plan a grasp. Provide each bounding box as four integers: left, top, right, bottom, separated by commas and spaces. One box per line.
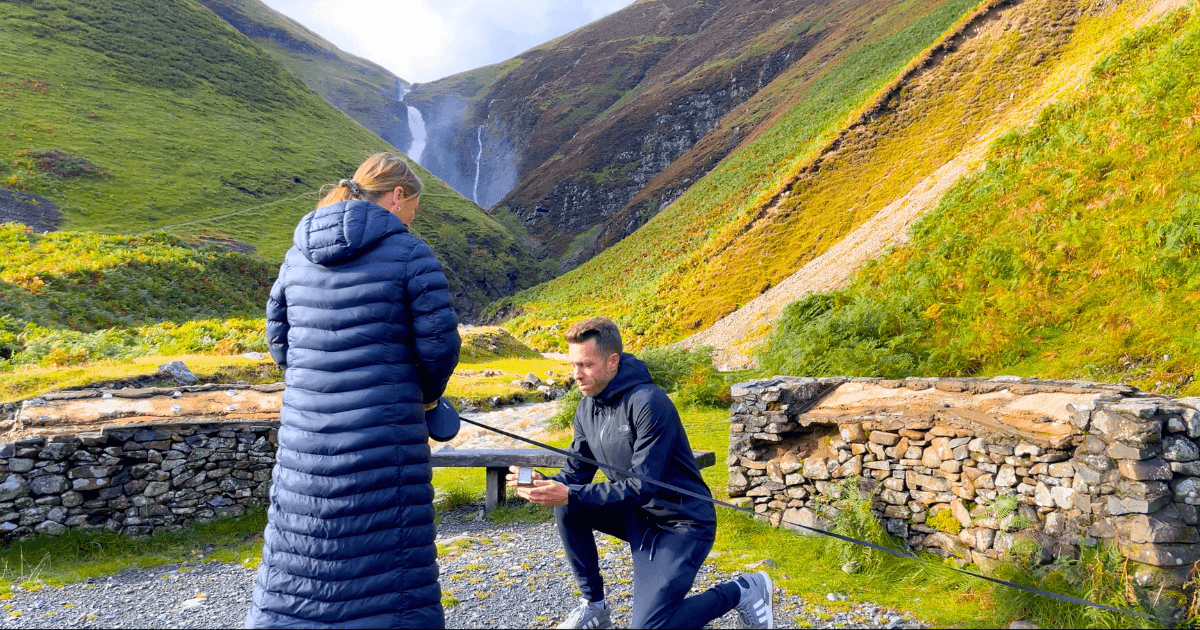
868, 431, 899, 447
1116, 514, 1199, 545
1173, 478, 1200, 505
1108, 494, 1171, 515
950, 499, 971, 528
1091, 409, 1160, 445
0, 475, 29, 501
1051, 485, 1075, 510
1117, 458, 1172, 481
33, 521, 65, 536
781, 507, 833, 535
29, 475, 69, 495
157, 361, 198, 386
802, 458, 831, 480
1161, 435, 1199, 462
994, 466, 1017, 487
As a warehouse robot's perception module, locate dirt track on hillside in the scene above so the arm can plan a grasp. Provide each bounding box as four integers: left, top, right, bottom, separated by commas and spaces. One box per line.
684, 0, 1186, 370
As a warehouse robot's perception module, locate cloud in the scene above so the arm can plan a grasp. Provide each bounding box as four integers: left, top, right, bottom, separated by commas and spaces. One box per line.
260, 0, 635, 83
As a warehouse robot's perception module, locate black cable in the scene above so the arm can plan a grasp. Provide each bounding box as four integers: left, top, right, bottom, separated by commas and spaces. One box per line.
458, 413, 1159, 622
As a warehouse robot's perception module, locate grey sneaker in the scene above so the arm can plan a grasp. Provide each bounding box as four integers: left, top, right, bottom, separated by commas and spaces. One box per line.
557, 598, 613, 629
735, 571, 774, 629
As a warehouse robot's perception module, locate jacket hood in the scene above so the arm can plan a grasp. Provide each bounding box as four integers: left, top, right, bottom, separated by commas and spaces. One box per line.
596, 353, 654, 406
294, 200, 406, 265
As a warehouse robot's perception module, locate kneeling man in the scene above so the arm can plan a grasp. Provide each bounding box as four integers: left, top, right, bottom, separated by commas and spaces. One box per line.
508, 317, 773, 629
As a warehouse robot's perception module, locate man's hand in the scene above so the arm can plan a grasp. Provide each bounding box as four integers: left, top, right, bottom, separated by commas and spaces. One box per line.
517, 479, 569, 507
506, 465, 545, 488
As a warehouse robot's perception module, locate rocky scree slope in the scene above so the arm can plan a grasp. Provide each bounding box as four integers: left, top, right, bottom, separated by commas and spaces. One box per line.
0, 0, 548, 317
196, 0, 414, 153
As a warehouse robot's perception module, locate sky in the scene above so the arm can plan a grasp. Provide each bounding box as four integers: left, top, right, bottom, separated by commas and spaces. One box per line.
260, 0, 638, 84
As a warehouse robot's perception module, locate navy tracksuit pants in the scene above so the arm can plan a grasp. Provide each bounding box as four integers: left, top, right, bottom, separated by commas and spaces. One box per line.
555, 502, 741, 629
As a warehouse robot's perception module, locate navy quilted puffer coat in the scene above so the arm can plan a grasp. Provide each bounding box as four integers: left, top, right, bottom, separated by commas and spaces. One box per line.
246, 200, 460, 628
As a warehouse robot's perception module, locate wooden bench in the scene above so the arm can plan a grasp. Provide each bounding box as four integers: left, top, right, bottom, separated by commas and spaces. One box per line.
431, 448, 717, 511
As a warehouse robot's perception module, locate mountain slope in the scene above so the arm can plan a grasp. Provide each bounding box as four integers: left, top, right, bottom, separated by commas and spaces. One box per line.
492, 0, 1179, 352
0, 0, 549, 317
410, 0, 956, 266
760, 5, 1200, 396
195, 0, 413, 152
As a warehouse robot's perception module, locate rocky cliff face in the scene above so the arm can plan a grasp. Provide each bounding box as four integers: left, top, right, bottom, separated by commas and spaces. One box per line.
407, 0, 828, 266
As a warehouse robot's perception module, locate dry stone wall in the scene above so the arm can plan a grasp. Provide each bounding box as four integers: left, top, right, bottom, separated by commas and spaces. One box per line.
728, 376, 1200, 588
0, 385, 281, 541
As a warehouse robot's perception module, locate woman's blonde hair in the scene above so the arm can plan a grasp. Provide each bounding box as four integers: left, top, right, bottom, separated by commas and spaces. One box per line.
318, 152, 423, 208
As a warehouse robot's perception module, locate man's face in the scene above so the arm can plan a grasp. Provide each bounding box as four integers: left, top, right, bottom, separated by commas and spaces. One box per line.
568, 339, 620, 397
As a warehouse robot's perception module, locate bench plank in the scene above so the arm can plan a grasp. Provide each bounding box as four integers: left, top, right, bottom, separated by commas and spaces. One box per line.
432, 448, 716, 511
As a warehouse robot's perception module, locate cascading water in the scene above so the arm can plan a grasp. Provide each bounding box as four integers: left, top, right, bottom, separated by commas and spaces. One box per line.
406, 108, 427, 164
397, 84, 427, 165
472, 125, 484, 206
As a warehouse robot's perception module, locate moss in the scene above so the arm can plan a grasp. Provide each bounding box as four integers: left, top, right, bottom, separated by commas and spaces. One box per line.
928, 508, 963, 535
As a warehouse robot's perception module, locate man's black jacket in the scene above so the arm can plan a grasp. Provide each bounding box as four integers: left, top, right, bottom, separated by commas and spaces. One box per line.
550, 354, 716, 526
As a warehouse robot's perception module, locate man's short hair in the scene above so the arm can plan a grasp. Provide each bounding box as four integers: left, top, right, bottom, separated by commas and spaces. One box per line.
565, 316, 623, 358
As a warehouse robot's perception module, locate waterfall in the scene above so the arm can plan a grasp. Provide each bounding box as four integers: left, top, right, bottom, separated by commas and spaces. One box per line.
397, 83, 426, 165
472, 125, 484, 206
407, 107, 427, 164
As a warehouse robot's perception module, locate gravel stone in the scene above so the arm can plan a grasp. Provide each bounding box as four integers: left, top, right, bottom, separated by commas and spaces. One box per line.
0, 508, 927, 629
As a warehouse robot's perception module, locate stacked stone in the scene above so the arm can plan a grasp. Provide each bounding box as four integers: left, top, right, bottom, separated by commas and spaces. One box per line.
1078, 397, 1200, 585
727, 376, 1200, 588
0, 423, 276, 541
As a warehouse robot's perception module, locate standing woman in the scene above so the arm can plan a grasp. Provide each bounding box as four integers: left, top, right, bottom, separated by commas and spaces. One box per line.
247, 153, 460, 628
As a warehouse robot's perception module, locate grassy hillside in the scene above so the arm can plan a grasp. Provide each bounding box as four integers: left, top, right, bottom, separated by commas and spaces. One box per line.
412, 0, 948, 252
0, 224, 273, 334
761, 8, 1200, 397
0, 0, 548, 316
195, 0, 414, 152
490, 0, 983, 349
493, 0, 1172, 351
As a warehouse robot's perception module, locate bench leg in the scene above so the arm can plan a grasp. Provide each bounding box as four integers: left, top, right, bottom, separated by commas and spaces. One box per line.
485, 467, 507, 512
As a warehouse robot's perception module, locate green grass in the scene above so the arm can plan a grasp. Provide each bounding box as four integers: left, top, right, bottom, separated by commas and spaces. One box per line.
0, 352, 282, 404
0, 0, 547, 312
0, 225, 274, 333
0, 337, 565, 405
494, 0, 1170, 355
760, 8, 1200, 397
0, 506, 266, 594
491, 0, 985, 349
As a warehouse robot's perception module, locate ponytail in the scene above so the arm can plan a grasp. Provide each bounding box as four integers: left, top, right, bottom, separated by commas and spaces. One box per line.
318, 153, 423, 209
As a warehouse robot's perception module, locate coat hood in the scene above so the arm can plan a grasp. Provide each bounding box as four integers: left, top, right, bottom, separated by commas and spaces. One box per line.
294, 200, 407, 265
596, 353, 654, 406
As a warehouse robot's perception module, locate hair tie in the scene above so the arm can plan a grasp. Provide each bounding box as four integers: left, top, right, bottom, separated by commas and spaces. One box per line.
339, 179, 363, 198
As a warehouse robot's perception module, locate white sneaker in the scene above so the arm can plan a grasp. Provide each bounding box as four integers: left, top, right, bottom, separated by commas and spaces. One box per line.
557, 598, 613, 629
734, 571, 774, 629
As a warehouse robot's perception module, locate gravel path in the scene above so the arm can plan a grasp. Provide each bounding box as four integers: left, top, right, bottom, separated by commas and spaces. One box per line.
0, 506, 926, 629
